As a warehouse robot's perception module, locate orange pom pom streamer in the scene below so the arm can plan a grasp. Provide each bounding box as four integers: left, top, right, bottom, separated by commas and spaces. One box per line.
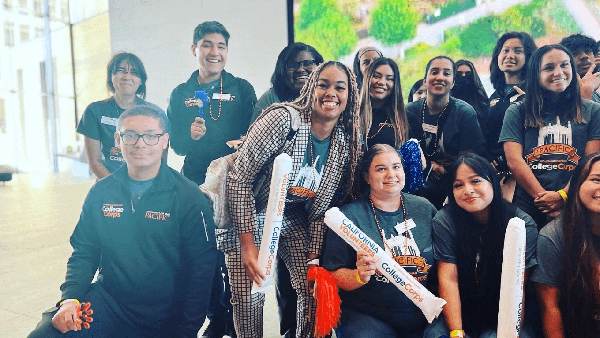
307, 266, 341, 338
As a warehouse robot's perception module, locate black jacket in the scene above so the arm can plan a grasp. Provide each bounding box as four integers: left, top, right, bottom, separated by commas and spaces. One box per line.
60, 161, 217, 337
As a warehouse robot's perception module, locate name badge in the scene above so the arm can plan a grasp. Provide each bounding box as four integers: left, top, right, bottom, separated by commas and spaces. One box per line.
422, 123, 438, 134
213, 93, 231, 101
395, 218, 417, 234
101, 116, 118, 127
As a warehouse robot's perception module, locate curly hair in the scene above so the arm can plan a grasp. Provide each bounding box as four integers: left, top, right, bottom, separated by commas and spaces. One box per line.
560, 33, 599, 57
490, 32, 537, 92
359, 57, 408, 148
266, 61, 362, 201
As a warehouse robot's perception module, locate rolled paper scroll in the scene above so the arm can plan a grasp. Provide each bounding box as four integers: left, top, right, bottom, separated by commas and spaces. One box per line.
497, 217, 527, 338
252, 153, 293, 293
324, 207, 446, 323
194, 90, 210, 117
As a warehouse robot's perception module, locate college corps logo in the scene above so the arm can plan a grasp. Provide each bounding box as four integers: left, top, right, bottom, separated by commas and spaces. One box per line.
524, 116, 579, 171
109, 147, 123, 162
374, 223, 430, 284
145, 210, 170, 221
102, 204, 123, 218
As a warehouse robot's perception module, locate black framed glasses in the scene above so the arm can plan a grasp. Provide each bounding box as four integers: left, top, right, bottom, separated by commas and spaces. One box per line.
120, 132, 165, 146
286, 59, 317, 71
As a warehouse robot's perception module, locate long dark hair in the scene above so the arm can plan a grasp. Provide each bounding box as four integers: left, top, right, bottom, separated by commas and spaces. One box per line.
106, 52, 148, 99
353, 47, 383, 89
445, 153, 518, 332
560, 151, 600, 337
523, 44, 584, 128
359, 57, 408, 148
490, 32, 537, 92
452, 59, 489, 116
271, 42, 324, 102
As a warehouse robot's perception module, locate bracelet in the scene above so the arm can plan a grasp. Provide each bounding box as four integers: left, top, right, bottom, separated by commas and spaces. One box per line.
355, 270, 367, 285
59, 299, 80, 307
558, 189, 567, 201
450, 329, 465, 338
307, 258, 319, 266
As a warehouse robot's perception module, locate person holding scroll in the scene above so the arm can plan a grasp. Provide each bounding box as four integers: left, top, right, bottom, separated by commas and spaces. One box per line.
321, 144, 438, 338
428, 154, 538, 338
223, 61, 363, 338
532, 151, 600, 337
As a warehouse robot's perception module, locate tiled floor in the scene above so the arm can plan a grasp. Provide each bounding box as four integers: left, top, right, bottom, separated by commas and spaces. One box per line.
0, 172, 280, 337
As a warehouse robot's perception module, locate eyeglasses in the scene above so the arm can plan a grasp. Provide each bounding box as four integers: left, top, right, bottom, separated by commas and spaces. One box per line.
286, 59, 317, 71
120, 132, 165, 146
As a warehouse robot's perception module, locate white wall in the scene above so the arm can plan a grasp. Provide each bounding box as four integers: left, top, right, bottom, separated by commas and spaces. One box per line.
108, 0, 289, 111
108, 0, 289, 170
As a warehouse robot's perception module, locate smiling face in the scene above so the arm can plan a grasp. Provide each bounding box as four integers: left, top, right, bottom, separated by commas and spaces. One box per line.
312, 65, 348, 123
284, 50, 318, 95
115, 115, 169, 177
572, 48, 596, 77
425, 58, 454, 97
498, 38, 526, 75
579, 161, 600, 217
191, 33, 228, 82
359, 50, 381, 78
112, 60, 142, 96
539, 49, 573, 94
453, 163, 494, 221
364, 150, 405, 197
369, 64, 394, 103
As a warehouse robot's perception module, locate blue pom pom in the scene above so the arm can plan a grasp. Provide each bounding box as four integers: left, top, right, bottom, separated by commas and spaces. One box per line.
399, 140, 424, 193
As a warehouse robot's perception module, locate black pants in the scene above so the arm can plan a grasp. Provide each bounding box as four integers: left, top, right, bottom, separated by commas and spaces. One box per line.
207, 250, 234, 322
27, 284, 178, 338
276, 256, 297, 337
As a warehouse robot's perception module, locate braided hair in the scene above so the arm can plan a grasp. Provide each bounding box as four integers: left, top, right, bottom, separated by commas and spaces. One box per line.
266, 61, 362, 201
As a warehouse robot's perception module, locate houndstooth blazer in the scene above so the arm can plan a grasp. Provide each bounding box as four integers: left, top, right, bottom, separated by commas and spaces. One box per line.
223, 106, 350, 256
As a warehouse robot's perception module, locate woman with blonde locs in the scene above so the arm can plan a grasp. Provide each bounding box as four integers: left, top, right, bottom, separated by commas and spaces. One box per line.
222, 61, 362, 338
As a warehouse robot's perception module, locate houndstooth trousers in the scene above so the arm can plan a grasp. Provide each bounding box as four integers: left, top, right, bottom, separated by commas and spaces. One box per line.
224, 207, 316, 338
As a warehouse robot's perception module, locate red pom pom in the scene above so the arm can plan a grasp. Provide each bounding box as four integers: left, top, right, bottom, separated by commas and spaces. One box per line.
308, 266, 341, 338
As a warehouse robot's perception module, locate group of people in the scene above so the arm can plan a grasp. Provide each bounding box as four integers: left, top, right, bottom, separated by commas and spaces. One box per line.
26, 18, 600, 338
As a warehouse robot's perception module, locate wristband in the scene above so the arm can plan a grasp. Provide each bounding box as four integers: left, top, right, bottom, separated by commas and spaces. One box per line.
59, 299, 80, 307
355, 269, 367, 285
558, 189, 567, 201
307, 258, 319, 266
450, 329, 465, 338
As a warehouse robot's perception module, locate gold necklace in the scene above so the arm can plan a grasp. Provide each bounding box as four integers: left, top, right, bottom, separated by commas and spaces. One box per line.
367, 118, 389, 140
208, 76, 223, 121
368, 195, 408, 256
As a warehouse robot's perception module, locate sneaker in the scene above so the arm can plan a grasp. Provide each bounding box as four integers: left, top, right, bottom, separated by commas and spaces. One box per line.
223, 320, 237, 338
200, 319, 224, 338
